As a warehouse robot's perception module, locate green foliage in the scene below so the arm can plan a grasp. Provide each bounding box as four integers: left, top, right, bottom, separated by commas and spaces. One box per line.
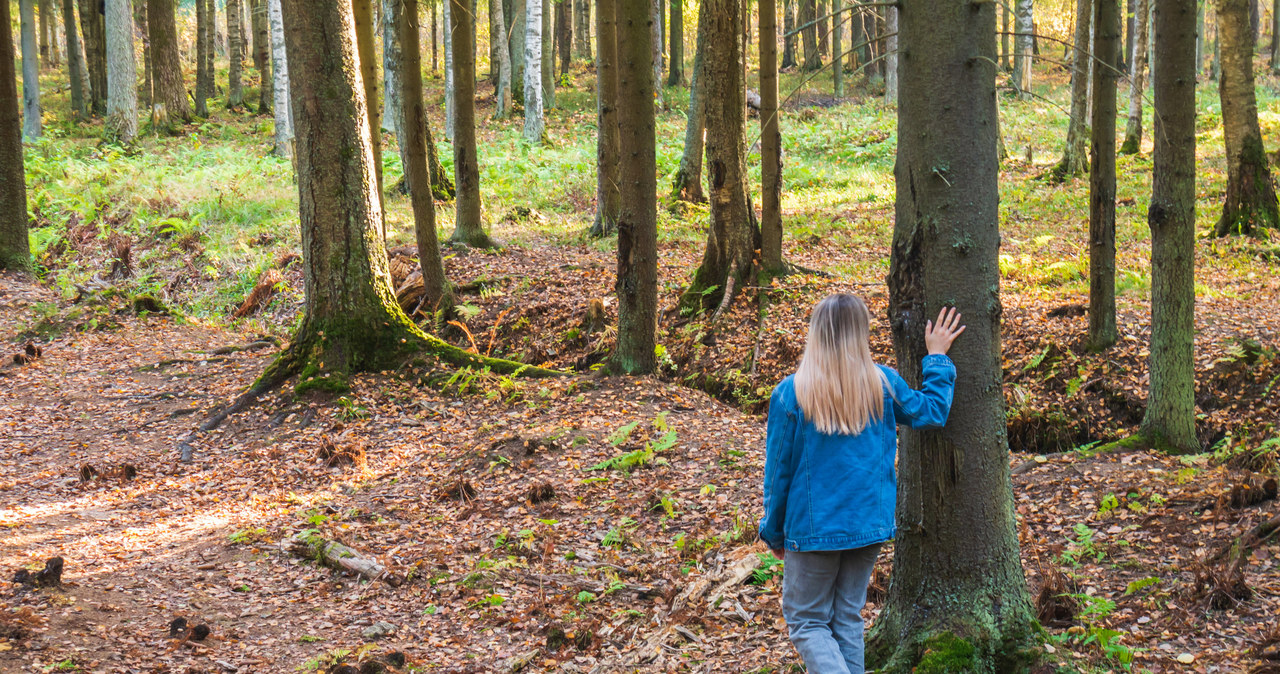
914, 633, 977, 674
750, 552, 785, 585
1123, 577, 1160, 596
1059, 523, 1103, 567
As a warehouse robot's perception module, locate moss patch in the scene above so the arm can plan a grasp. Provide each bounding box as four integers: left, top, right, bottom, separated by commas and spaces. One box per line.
915, 633, 978, 674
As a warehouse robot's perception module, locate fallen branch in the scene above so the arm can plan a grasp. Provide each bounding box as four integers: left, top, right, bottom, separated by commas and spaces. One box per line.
1212, 513, 1280, 563
280, 531, 400, 586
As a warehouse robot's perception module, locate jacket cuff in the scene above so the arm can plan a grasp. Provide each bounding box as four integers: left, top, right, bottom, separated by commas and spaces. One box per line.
922, 354, 955, 370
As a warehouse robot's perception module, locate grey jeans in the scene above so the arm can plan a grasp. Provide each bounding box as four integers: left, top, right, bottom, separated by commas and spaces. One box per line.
781, 544, 882, 674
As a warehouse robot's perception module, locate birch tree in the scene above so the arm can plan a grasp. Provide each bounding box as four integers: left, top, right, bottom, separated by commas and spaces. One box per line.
104, 0, 136, 142
19, 0, 40, 140
268, 0, 292, 157
1013, 0, 1034, 97
523, 0, 545, 142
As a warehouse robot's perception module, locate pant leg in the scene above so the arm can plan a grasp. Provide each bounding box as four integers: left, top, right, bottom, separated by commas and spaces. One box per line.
782, 550, 851, 674
830, 543, 882, 673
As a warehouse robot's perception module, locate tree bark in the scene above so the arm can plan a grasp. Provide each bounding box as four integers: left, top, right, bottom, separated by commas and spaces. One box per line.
885, 6, 898, 103
353, 0, 383, 213
575, 0, 591, 59
227, 0, 244, 108
62, 0, 87, 120
542, 0, 554, 109
148, 0, 192, 131
1002, 0, 1011, 70
1013, 0, 1033, 97
38, 0, 52, 65
817, 0, 828, 56
134, 0, 151, 113
1214, 0, 1278, 236
832, 0, 842, 96
1054, 0, 1092, 178
557, 0, 571, 76
865, 0, 1036, 668
650, 0, 663, 109
253, 0, 271, 113
443, 0, 453, 139
382, 0, 401, 138
19, 0, 41, 140
104, 0, 136, 142
509, 0, 526, 103
1089, 0, 1120, 350
667, 0, 683, 85
670, 7, 706, 203
78, 0, 106, 116
205, 0, 217, 94
782, 0, 796, 69
590, 0, 620, 236
523, 0, 544, 141
1, 0, 31, 271
1142, 0, 1199, 453
449, 0, 494, 248
800, 0, 819, 70
268, 0, 291, 157
760, 0, 783, 274
196, 0, 210, 116
614, 0, 657, 375
1120, 0, 1148, 154
494, 0, 513, 118
1272, 0, 1280, 74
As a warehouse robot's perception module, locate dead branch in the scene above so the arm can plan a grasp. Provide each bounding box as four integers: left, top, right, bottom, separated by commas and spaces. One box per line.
280, 531, 400, 586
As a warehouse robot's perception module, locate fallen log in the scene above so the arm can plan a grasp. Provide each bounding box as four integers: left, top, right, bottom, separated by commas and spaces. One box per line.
280, 532, 400, 586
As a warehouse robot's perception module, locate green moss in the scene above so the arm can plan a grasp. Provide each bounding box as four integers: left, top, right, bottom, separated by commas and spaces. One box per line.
914, 633, 977, 673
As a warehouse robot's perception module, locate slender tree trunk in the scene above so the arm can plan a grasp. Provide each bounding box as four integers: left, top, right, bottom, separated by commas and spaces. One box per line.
1126, 0, 1135, 67
614, 0, 657, 375
431, 0, 437, 75
63, 0, 87, 120
832, 0, 842, 96
542, 0, 554, 109
1054, 0, 1092, 178
1002, 0, 1011, 70
590, 0, 620, 236
206, 0, 217, 94
268, 0, 291, 157
1089, 0, 1120, 350
38, 0, 51, 64
782, 0, 796, 69
800, 0, 819, 70
494, 0, 513, 117
1014, 0, 1033, 96
353, 0, 383, 212
817, 0, 828, 56
760, 0, 783, 274
444, 0, 454, 138
104, 0, 135, 142
1215, 0, 1279, 236
20, 0, 41, 140
254, 0, 271, 112
1120, 0, 1148, 153
383, 0, 402, 138
449, 0, 494, 248
135, 0, 151, 113
149, 0, 191, 131
227, 0, 244, 108
1142, 0, 1199, 453
575, 0, 591, 59
1, 0, 31, 271
1197, 0, 1205, 74
651, 0, 664, 108
509, 0, 526, 103
523, 0, 544, 140
1272, 0, 1280, 73
667, 0, 683, 85
557, 0, 571, 75
196, 0, 210, 116
866, 0, 1035, 668
78, 0, 106, 116
670, 9, 707, 203
885, 6, 898, 102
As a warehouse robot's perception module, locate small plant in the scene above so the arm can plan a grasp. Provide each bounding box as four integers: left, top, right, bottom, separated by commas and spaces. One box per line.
601, 517, 637, 549
576, 590, 597, 603
607, 421, 640, 446
1124, 577, 1160, 596
228, 527, 268, 544
750, 552, 785, 585
336, 397, 370, 421
1096, 493, 1120, 518
1059, 523, 1103, 567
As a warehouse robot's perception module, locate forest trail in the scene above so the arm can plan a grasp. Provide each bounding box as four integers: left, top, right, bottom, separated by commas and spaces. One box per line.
1, 269, 1278, 673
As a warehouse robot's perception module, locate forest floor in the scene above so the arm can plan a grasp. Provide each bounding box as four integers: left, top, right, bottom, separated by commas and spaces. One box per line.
4, 58, 1280, 673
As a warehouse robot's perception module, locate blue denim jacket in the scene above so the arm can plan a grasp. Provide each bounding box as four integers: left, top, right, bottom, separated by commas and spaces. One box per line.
759, 355, 957, 552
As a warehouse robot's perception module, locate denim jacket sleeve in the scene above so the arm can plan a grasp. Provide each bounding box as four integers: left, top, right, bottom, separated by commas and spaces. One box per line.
759, 381, 799, 550
885, 354, 957, 429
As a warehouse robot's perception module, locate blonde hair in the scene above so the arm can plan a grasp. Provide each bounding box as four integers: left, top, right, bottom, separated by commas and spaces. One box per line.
794, 294, 887, 435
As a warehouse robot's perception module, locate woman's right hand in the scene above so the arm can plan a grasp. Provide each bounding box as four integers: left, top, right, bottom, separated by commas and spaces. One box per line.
924, 307, 966, 356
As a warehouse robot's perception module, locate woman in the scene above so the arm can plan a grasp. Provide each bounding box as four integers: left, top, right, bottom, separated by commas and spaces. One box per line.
759, 294, 964, 673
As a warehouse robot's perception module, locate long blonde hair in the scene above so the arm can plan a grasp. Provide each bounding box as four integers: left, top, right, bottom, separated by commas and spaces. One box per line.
794, 294, 887, 435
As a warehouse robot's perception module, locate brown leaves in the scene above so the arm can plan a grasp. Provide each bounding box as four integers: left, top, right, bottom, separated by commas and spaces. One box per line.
232, 269, 284, 318
317, 436, 367, 469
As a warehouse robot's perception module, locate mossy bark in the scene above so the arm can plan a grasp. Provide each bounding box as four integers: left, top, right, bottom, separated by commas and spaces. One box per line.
448, 0, 497, 249
195, 0, 210, 117
353, 0, 384, 217
1052, 0, 1092, 181
1088, 0, 1120, 351
867, 0, 1037, 670
591, 0, 621, 237
760, 0, 783, 275
1, 0, 31, 272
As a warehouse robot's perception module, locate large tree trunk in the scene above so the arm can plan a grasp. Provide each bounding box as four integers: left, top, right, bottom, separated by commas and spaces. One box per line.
134, 0, 151, 112
19, 0, 41, 140
682, 0, 755, 313
62, 0, 87, 120
760, 0, 783, 274
509, 0, 526, 103
148, 0, 191, 131
78, 0, 106, 116
1053, 0, 1092, 179
865, 0, 1036, 669
669, 12, 707, 203
1001, 0, 1011, 69
196, 0, 210, 116
449, 0, 495, 248
494, 0, 513, 118
1089, 0, 1120, 350
523, 0, 544, 141
542, 0, 554, 109
353, 0, 383, 212
227, 0, 244, 108
1013, 0, 1033, 97
575, 0, 591, 59
667, 0, 683, 85
1142, 0, 1199, 453
38, 0, 53, 65
590, 0, 620, 237
817, 0, 828, 56
1214, 0, 1279, 236
1, 0, 31, 271
800, 0, 819, 70
782, 0, 796, 69
104, 0, 136, 142
885, 6, 898, 102
268, 0, 291, 157
1120, 0, 1149, 154
614, 0, 657, 375
401, 0, 452, 315
556, 0, 570, 76
254, 0, 271, 112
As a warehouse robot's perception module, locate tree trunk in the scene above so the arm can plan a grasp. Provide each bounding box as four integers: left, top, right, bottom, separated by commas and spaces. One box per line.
443, 0, 454, 139
590, 0, 620, 236
1089, 0, 1120, 350
1142, 0, 1199, 453
1, 0, 31, 271
782, 0, 796, 69
206, 0, 217, 94
196, 0, 210, 116
832, 0, 842, 96
78, 0, 106, 116
885, 6, 898, 103
817, 0, 828, 56
614, 0, 657, 375
542, 0, 554, 109
20, 0, 41, 140
1120, 0, 1148, 153
148, 0, 191, 131
557, 0, 571, 76
1215, 0, 1279, 236
670, 8, 707, 203
1001, 0, 1011, 69
449, 0, 494, 248
523, 0, 544, 140
1013, 0, 1033, 97
1125, 0, 1135, 68
1054, 0, 1092, 178
227, 0, 244, 108
866, 1, 1036, 669
254, 0, 271, 112
135, 0, 151, 113
38, 0, 51, 65
667, 0, 684, 86
1272, 0, 1280, 74
62, 0, 87, 120
800, 0, 819, 70
760, 0, 783, 274
682, 0, 754, 313
509, 0, 525, 103
268, 0, 291, 157
575, 0, 591, 59
104, 0, 136, 142
383, 0, 401, 137
353, 0, 383, 214
651, 0, 663, 109
494, 0, 513, 117
401, 0, 453, 315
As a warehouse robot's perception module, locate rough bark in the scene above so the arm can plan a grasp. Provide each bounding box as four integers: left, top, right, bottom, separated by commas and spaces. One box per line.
38, 0, 51, 63
557, 0, 570, 76
509, 0, 526, 103
227, 0, 244, 108
78, 0, 106, 116
134, 0, 151, 112
614, 0, 657, 375
196, 0, 210, 116
1002, 0, 1011, 70
443, 0, 453, 139
542, 0, 554, 109
20, 0, 41, 140
62, 0, 87, 120
1120, 0, 1148, 154
494, 0, 513, 118
575, 0, 591, 59
524, 0, 545, 140
1, 0, 31, 271
669, 10, 706, 203
253, 0, 271, 113
1054, 0, 1092, 179
205, 0, 216, 94
268, 0, 292, 157
449, 0, 494, 248
382, 0, 401, 138
760, 0, 783, 274
353, 0, 383, 209
104, 0, 136, 142
832, 0, 842, 96
800, 0, 819, 70
148, 0, 192, 131
590, 0, 620, 237
667, 0, 683, 85
1142, 0, 1199, 453
1272, 0, 1280, 74
782, 0, 796, 69
885, 6, 898, 103
817, 0, 828, 56
1013, 0, 1033, 97
1089, 0, 1120, 350
1214, 0, 1278, 236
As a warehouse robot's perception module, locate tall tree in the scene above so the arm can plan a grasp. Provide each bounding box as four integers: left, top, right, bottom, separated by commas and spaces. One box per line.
104, 0, 136, 142
353, 0, 383, 206
205, 0, 216, 95
669, 5, 707, 203
524, 0, 545, 141
1002, 0, 1011, 69
1, 0, 31, 271
1141, 0, 1198, 453
866, 0, 1036, 669
885, 6, 898, 102
542, 0, 554, 109
800, 0, 819, 70
443, 0, 453, 139
782, 0, 796, 69
494, 0, 514, 118
227, 0, 245, 108
38, 0, 52, 64
253, 0, 271, 112
575, 0, 590, 59
449, 0, 495, 248
62, 0, 87, 120
556, 0, 570, 75
590, 0, 620, 237
614, 0, 657, 375
1120, 0, 1149, 153
1053, 0, 1092, 179
509, 0, 526, 102
19, 0, 41, 140
268, 0, 292, 157
760, 0, 783, 274
1013, 0, 1033, 96
134, 0, 151, 112
650, 0, 663, 108
149, 0, 193, 132
77, 0, 106, 116
832, 0, 842, 96
817, 0, 828, 55
1089, 0, 1120, 350
196, 0, 211, 116
667, 0, 683, 85
1272, 0, 1280, 74
1213, 0, 1278, 236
